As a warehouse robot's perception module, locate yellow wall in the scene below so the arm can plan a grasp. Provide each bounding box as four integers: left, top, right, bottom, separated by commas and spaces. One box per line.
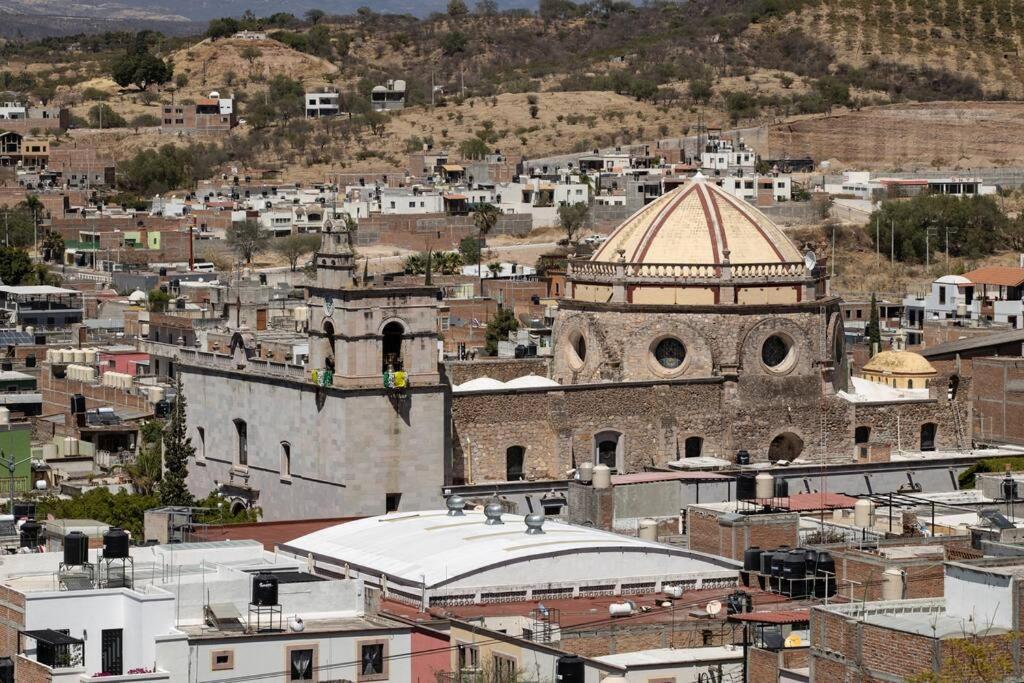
861, 371, 931, 390
449, 625, 524, 677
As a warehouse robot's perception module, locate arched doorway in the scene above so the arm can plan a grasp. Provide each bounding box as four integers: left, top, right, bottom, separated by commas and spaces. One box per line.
382, 321, 404, 372
594, 430, 623, 471
506, 446, 525, 481
920, 423, 937, 451
768, 432, 803, 462
684, 436, 703, 458
855, 426, 871, 444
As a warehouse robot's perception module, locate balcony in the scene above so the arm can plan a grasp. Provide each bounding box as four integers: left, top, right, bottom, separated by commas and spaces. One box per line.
79, 670, 171, 682
568, 259, 810, 286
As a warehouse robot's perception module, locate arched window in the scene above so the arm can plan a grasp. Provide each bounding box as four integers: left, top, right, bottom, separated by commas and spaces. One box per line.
948, 375, 960, 400
907, 380, 914, 389
322, 320, 336, 372
594, 430, 623, 471
920, 423, 937, 451
768, 432, 804, 463
233, 419, 248, 467
382, 321, 404, 372
684, 436, 703, 458
506, 446, 525, 481
855, 426, 871, 444
280, 441, 291, 479
196, 426, 206, 461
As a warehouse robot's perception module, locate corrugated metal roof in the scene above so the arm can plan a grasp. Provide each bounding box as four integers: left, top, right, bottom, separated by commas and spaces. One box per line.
919, 329, 1024, 358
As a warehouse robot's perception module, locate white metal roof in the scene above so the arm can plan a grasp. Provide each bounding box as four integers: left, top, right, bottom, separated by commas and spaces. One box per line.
284, 510, 737, 588
452, 377, 506, 392
504, 374, 560, 389
0, 285, 77, 295
595, 646, 743, 667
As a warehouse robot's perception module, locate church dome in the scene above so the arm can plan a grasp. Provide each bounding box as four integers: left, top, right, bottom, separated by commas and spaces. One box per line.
590, 173, 803, 266
862, 350, 936, 377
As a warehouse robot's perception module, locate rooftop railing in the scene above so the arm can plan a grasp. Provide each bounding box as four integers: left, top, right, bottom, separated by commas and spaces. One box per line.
568, 258, 809, 284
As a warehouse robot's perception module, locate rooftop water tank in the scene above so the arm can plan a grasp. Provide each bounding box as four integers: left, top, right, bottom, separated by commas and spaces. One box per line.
73, 349, 86, 364
19, 519, 41, 548
63, 531, 89, 566
782, 549, 808, 598
882, 568, 904, 601
638, 518, 658, 542
736, 472, 756, 501
814, 550, 837, 598
743, 546, 762, 572
755, 472, 774, 499
102, 527, 130, 558
252, 573, 279, 606
577, 461, 593, 484
592, 464, 611, 489
854, 499, 875, 528
608, 600, 636, 617
0, 407, 10, 426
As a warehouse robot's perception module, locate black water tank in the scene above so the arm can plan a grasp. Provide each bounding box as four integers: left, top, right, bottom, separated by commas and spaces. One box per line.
51, 365, 66, 379
743, 546, 762, 571
25, 355, 36, 368
19, 519, 41, 548
804, 547, 819, 575
556, 655, 585, 683
1003, 476, 1018, 500
815, 551, 837, 598
102, 527, 130, 558
252, 573, 278, 606
736, 449, 751, 465
154, 400, 171, 418
63, 531, 89, 566
13, 502, 35, 519
783, 549, 808, 598
770, 546, 790, 591
70, 394, 86, 414
1, 361, 11, 372
736, 473, 756, 501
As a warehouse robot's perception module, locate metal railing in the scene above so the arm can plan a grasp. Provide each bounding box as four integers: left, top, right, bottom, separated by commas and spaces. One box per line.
568, 259, 809, 284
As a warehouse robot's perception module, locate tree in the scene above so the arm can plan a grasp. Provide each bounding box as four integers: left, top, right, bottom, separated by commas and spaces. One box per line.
473, 203, 499, 288
557, 202, 589, 244
41, 229, 65, 262
476, 0, 498, 14
273, 234, 320, 271
240, 45, 262, 72
688, 78, 713, 103
206, 17, 240, 39
459, 136, 490, 160
441, 31, 468, 56
459, 235, 481, 264
485, 307, 518, 355
111, 51, 173, 91
148, 288, 170, 312
88, 103, 127, 129
528, 104, 539, 119
0, 247, 34, 285
126, 419, 164, 496
160, 376, 195, 507
867, 293, 882, 353
448, 0, 469, 16
305, 8, 326, 24
227, 220, 270, 264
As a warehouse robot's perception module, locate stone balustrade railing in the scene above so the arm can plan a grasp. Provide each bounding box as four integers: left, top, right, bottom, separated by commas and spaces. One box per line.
568, 259, 809, 283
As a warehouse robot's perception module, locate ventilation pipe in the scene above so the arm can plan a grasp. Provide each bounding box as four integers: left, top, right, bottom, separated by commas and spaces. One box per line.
524, 513, 545, 535
446, 495, 466, 516
483, 502, 504, 525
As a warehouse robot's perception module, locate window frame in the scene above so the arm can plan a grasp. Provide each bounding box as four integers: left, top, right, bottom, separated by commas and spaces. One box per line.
356, 639, 388, 682
285, 644, 318, 682
211, 649, 234, 671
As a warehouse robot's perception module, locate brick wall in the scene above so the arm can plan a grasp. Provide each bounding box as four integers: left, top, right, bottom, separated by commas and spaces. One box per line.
0, 585, 25, 659
38, 368, 153, 419
748, 647, 781, 683
687, 506, 799, 561
445, 358, 550, 385
561, 621, 738, 658
973, 357, 1024, 445
14, 655, 51, 683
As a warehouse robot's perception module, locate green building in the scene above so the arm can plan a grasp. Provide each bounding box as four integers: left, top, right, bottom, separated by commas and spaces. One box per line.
0, 423, 34, 497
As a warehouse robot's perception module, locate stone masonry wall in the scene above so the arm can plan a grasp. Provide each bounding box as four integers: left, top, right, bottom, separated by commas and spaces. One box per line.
444, 358, 550, 385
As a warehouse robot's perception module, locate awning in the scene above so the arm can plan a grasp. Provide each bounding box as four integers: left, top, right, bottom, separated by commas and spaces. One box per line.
22, 630, 83, 646
961, 266, 1024, 288
442, 164, 464, 172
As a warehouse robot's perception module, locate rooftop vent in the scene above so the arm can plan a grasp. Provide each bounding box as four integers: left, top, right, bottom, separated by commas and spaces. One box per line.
524, 513, 545, 535
446, 495, 466, 516
483, 502, 503, 525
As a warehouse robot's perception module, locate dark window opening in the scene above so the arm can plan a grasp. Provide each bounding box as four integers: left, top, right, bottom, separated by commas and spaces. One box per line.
382, 321, 404, 372
233, 419, 247, 466
506, 446, 525, 480
289, 648, 314, 680
768, 432, 804, 462
920, 423, 937, 452
684, 436, 703, 458
385, 493, 401, 512
855, 426, 871, 444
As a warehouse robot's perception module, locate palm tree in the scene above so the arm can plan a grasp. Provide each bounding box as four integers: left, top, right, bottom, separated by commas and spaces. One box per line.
21, 195, 43, 253
473, 203, 499, 291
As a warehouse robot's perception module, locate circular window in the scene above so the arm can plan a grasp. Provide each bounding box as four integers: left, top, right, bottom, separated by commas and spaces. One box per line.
567, 330, 587, 369
654, 338, 686, 369
761, 333, 796, 373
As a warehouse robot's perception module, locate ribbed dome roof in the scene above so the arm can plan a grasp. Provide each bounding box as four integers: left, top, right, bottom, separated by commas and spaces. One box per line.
590, 174, 803, 265
862, 350, 936, 376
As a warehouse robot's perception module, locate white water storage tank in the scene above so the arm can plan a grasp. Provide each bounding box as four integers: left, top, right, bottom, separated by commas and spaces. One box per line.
578, 461, 594, 484
854, 499, 875, 528
42, 443, 58, 459
0, 408, 10, 425
61, 349, 74, 363
592, 464, 611, 489
608, 600, 636, 617
85, 348, 98, 364
73, 349, 86, 364
639, 518, 658, 541
663, 584, 684, 598
45, 349, 55, 363
293, 306, 309, 322
882, 568, 904, 600
755, 472, 775, 499
62, 436, 78, 457
149, 386, 165, 403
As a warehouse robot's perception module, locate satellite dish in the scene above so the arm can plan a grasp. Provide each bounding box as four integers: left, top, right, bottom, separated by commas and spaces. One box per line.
785, 634, 803, 647
803, 249, 817, 271
706, 600, 722, 616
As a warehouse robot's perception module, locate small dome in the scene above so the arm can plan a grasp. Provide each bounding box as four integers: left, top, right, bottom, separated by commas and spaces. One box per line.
589, 175, 803, 266
453, 377, 506, 392
128, 289, 147, 303
934, 274, 971, 285
504, 374, 560, 389
862, 350, 936, 376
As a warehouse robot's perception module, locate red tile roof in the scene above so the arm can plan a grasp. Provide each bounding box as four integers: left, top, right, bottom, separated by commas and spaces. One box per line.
961, 266, 1024, 288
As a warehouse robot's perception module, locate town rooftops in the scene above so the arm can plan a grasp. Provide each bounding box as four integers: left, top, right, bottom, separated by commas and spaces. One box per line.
594, 645, 743, 667
961, 265, 1024, 288
0, 285, 78, 296
728, 608, 810, 625
919, 328, 1024, 358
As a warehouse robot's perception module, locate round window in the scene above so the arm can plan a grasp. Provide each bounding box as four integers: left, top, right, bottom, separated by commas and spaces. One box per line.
654, 338, 686, 369
567, 330, 587, 369
761, 334, 795, 372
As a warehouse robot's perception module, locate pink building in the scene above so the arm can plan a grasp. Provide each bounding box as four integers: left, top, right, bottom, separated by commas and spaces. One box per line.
99, 347, 150, 376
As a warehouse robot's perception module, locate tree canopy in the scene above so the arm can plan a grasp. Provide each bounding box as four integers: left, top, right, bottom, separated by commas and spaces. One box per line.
227, 220, 271, 264
272, 234, 320, 271
159, 376, 194, 507
558, 202, 590, 244
485, 307, 518, 355
111, 50, 172, 91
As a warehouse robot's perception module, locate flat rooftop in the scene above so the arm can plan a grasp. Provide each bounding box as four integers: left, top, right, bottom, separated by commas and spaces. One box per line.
595, 645, 742, 667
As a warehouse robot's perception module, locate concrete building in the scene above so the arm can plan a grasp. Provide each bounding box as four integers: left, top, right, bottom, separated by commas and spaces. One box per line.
902, 274, 972, 329
370, 79, 406, 112
180, 227, 448, 520
0, 285, 83, 329
304, 87, 341, 118
161, 93, 236, 132
0, 102, 69, 134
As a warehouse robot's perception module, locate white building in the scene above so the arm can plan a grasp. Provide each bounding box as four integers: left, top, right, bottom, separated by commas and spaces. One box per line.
370, 79, 406, 112
379, 187, 444, 214
279, 501, 739, 608
700, 136, 756, 175
0, 102, 28, 120
902, 274, 971, 328
715, 174, 791, 203
305, 88, 340, 118
5, 539, 419, 683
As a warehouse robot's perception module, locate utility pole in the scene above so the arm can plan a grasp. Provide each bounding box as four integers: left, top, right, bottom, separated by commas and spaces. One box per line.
890, 218, 894, 265
875, 215, 879, 264
830, 221, 836, 278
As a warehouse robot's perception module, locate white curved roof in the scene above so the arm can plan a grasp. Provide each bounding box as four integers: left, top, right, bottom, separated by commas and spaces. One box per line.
128, 289, 147, 303
934, 274, 970, 285
504, 374, 560, 389
283, 510, 738, 589
452, 377, 506, 392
